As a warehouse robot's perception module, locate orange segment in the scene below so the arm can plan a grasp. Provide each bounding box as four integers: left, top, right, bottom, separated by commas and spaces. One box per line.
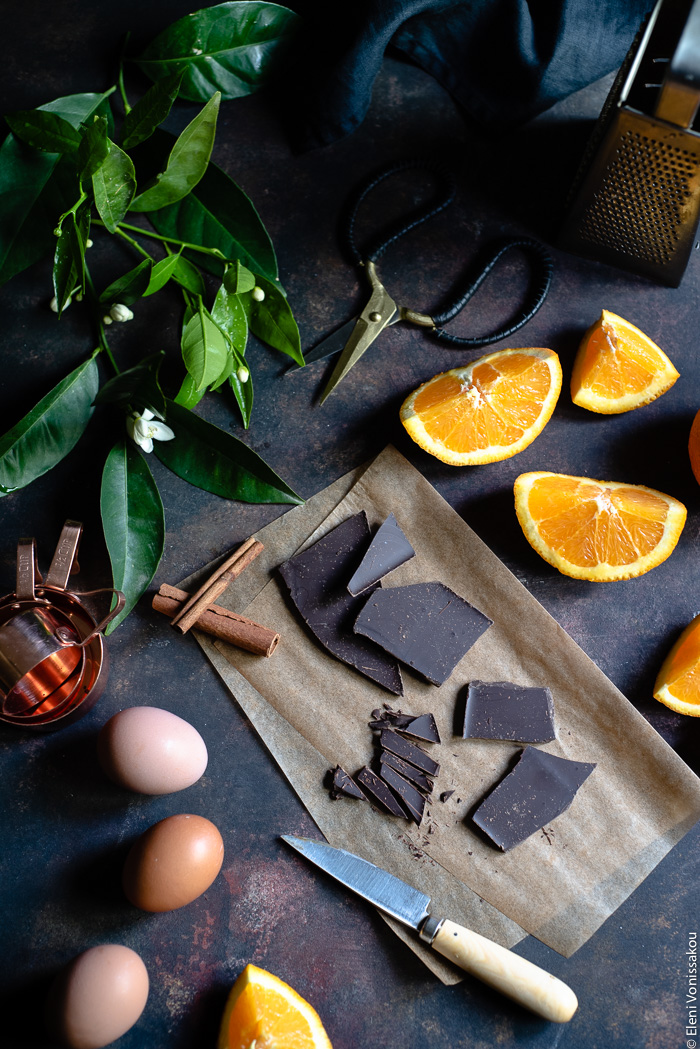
217, 964, 333, 1049
570, 310, 679, 414
400, 347, 562, 465
654, 614, 700, 716
514, 471, 686, 581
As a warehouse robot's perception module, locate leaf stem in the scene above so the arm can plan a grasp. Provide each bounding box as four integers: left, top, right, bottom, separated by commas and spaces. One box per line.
113, 225, 154, 261
85, 269, 120, 375
103, 219, 227, 260
118, 32, 132, 114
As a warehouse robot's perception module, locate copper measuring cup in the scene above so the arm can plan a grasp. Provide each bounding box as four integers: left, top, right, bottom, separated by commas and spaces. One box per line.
0, 522, 124, 723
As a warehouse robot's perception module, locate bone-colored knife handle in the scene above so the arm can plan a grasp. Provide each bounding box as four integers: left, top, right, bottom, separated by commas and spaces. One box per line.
430, 919, 578, 1022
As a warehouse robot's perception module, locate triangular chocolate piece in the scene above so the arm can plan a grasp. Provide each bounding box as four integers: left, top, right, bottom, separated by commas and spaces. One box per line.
399, 713, 440, 744
379, 750, 434, 795
354, 582, 492, 686
278, 512, 403, 695
472, 747, 596, 851
329, 765, 367, 801
347, 513, 415, 596
379, 764, 427, 824
380, 728, 440, 777
356, 766, 409, 818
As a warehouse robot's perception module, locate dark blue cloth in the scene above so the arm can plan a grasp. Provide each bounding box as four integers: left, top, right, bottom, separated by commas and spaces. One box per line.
282, 0, 653, 150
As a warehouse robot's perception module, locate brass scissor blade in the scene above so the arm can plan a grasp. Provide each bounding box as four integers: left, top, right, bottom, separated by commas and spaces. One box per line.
319, 276, 397, 404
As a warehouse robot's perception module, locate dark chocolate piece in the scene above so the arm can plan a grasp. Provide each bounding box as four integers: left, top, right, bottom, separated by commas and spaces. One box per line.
329, 765, 367, 801
278, 512, 403, 694
380, 728, 440, 777
440, 790, 455, 802
380, 764, 427, 824
379, 750, 434, 795
354, 582, 492, 686
356, 766, 409, 818
471, 747, 597, 851
347, 513, 415, 595
369, 708, 441, 744
463, 680, 556, 743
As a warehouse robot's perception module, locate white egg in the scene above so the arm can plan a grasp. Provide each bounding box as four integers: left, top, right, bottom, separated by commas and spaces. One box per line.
98, 706, 208, 794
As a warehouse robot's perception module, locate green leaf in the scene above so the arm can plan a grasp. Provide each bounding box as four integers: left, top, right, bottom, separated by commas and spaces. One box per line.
243, 272, 302, 365
121, 72, 184, 149
144, 132, 278, 280
212, 280, 248, 356
52, 199, 90, 314
171, 254, 206, 296
143, 252, 181, 296
0, 355, 98, 495
94, 352, 167, 417
78, 115, 109, 181
129, 91, 220, 213
223, 259, 255, 294
181, 306, 229, 390
174, 371, 206, 408
99, 258, 152, 305
93, 139, 136, 233
101, 439, 165, 633
154, 399, 302, 503
229, 365, 253, 428
135, 1, 301, 102
5, 109, 82, 153
0, 91, 113, 286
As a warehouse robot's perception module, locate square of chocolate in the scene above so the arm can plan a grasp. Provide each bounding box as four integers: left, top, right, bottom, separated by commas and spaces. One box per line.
463, 681, 556, 743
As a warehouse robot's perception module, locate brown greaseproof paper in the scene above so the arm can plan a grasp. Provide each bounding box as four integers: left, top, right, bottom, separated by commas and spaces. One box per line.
186, 445, 700, 974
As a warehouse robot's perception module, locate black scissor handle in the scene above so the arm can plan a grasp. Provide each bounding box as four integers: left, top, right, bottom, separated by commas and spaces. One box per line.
343, 158, 456, 266
431, 237, 554, 347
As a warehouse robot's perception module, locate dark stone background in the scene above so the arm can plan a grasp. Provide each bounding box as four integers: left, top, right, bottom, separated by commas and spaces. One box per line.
0, 3, 698, 1047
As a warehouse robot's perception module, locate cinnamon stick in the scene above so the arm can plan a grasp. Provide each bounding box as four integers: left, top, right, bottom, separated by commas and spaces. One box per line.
153, 583, 279, 657
171, 537, 264, 634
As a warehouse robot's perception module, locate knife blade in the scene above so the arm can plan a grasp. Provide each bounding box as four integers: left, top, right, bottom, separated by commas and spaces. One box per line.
281, 835, 578, 1023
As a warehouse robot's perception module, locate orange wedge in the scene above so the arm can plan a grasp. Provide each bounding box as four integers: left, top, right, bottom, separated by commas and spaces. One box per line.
400, 347, 562, 465
654, 614, 700, 716
689, 409, 700, 485
570, 310, 679, 414
217, 964, 333, 1049
514, 471, 686, 581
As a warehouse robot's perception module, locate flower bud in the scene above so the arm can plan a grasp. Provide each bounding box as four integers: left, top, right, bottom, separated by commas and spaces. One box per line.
252, 286, 265, 302
86, 238, 93, 249
236, 365, 250, 383
103, 315, 113, 325
50, 295, 70, 312
109, 303, 134, 323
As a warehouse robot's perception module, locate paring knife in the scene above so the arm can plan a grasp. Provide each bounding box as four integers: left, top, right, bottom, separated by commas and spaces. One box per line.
281, 835, 577, 1023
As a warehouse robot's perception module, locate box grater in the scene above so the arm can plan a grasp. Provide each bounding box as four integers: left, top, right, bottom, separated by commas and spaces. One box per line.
560, 0, 700, 286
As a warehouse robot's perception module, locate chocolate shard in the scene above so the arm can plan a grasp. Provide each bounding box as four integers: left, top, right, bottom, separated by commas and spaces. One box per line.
379, 750, 434, 795
354, 582, 492, 686
347, 513, 415, 596
471, 747, 597, 851
278, 512, 403, 695
380, 764, 427, 824
440, 790, 455, 802
380, 728, 440, 777
399, 713, 441, 744
356, 766, 410, 819
463, 681, 556, 744
329, 765, 368, 801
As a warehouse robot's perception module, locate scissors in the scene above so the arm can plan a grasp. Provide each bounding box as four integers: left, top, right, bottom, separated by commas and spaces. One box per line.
293, 158, 554, 404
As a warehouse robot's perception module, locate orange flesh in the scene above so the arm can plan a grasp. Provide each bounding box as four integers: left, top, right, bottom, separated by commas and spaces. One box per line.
224, 983, 317, 1049
412, 354, 552, 452
658, 621, 700, 703
576, 320, 665, 397
525, 476, 670, 568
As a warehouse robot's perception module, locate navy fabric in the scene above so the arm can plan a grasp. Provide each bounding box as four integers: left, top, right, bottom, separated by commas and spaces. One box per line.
281, 0, 653, 150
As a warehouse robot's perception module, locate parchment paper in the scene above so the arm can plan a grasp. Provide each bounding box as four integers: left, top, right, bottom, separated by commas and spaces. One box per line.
188, 446, 700, 964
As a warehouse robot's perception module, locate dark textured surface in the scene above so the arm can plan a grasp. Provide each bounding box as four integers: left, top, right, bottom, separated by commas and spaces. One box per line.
0, 4, 699, 1048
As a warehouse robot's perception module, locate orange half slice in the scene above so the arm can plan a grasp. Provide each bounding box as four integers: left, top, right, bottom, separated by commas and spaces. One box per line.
218, 964, 333, 1049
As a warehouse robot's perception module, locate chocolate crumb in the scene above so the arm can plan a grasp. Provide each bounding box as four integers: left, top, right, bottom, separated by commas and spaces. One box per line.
440, 790, 455, 802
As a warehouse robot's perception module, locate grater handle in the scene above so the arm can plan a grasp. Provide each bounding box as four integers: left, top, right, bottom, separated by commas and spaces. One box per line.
655, 0, 700, 127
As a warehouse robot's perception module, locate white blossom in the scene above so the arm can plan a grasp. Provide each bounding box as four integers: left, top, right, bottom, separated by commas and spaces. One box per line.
251, 286, 265, 302
110, 303, 134, 323
236, 365, 250, 383
126, 409, 175, 454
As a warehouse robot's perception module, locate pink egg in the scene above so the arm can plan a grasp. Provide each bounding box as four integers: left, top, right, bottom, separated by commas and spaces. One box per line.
45, 944, 149, 1049
98, 706, 208, 795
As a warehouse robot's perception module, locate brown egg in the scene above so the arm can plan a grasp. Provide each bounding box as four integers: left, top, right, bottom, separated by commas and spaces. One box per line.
122, 813, 224, 912
45, 944, 149, 1049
